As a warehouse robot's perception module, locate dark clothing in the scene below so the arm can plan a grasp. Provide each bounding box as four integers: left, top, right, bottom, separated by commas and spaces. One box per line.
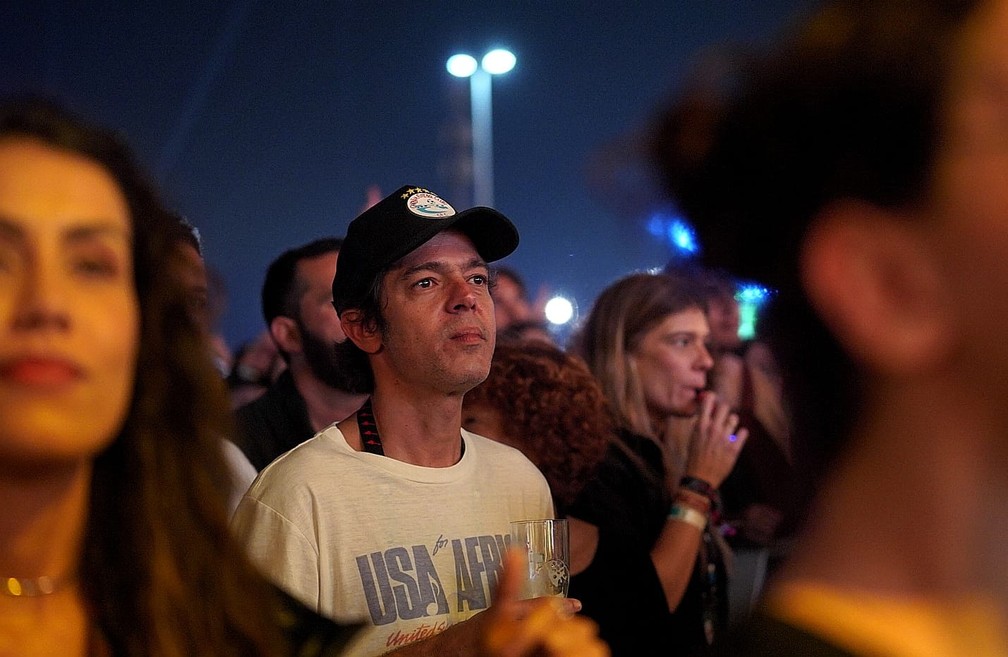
234, 370, 314, 471
567, 430, 730, 657
275, 584, 364, 656
718, 343, 802, 550
709, 611, 857, 657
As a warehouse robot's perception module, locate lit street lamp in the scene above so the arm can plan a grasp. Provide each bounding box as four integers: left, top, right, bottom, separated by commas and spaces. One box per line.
446, 48, 516, 208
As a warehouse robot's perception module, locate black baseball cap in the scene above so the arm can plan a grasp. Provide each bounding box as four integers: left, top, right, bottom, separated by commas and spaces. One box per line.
332, 185, 519, 314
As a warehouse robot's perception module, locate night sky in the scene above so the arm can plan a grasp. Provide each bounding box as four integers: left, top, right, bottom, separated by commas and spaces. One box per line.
4, 1, 812, 349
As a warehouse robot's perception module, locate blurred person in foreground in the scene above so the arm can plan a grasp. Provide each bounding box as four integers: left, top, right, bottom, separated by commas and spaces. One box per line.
0, 97, 361, 656
650, 0, 1008, 654
571, 271, 748, 655
231, 186, 607, 657
233, 237, 367, 471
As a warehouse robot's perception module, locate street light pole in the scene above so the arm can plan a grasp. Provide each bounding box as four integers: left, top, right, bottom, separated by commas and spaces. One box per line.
469, 68, 493, 208
447, 49, 515, 208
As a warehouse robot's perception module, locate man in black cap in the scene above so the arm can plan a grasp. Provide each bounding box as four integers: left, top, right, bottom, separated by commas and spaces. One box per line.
231, 186, 601, 657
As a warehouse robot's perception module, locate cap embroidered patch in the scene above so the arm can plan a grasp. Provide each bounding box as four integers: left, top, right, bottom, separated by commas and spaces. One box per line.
405, 188, 456, 218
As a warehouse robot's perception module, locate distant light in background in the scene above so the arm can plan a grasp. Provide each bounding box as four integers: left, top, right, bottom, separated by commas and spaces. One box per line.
668, 220, 698, 254
446, 54, 478, 77
481, 48, 517, 75
737, 283, 772, 306
645, 209, 698, 258
644, 208, 776, 341
544, 296, 575, 326
736, 283, 773, 340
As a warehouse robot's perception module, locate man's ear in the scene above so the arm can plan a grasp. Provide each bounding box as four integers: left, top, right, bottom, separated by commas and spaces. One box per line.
340, 309, 383, 355
269, 316, 301, 356
800, 200, 953, 373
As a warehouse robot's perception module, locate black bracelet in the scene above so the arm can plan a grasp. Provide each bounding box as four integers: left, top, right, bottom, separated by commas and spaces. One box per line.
680, 475, 723, 516
679, 475, 715, 497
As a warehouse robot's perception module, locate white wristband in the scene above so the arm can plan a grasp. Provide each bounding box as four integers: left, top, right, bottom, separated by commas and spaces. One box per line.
668, 504, 708, 531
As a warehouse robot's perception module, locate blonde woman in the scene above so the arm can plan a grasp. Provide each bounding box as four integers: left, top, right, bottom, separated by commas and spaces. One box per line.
572, 271, 747, 655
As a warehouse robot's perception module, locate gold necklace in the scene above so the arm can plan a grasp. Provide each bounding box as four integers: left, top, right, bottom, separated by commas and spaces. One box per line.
2, 572, 76, 597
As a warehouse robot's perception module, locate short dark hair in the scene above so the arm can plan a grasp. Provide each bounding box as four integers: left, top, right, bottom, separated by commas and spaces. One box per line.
329, 272, 388, 394
260, 237, 343, 326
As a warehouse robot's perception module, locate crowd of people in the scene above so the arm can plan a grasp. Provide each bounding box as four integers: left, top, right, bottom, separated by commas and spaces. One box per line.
6, 0, 1008, 656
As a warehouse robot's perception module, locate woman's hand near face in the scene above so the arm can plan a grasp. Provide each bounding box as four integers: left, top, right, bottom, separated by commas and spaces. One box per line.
683, 391, 748, 488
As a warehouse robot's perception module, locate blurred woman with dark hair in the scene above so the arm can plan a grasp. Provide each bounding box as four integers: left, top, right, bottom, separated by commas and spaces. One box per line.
650, 0, 1008, 653
0, 97, 361, 656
